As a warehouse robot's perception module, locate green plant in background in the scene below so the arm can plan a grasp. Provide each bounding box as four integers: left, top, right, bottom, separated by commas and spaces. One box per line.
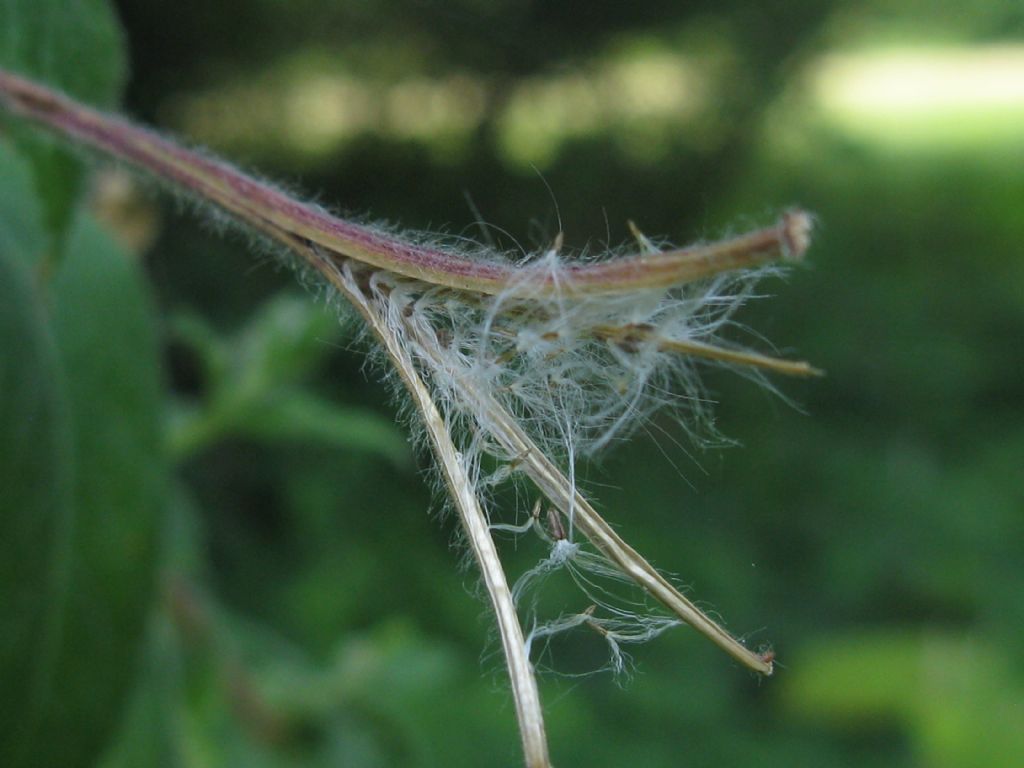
4, 1, 1024, 767
1, 3, 157, 766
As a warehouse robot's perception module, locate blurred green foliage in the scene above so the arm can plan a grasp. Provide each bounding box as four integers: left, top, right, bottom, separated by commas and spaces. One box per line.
0, 0, 125, 240
2, 1, 1022, 766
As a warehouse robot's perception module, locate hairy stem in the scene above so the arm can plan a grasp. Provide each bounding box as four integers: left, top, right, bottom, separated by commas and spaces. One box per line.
0, 68, 809, 297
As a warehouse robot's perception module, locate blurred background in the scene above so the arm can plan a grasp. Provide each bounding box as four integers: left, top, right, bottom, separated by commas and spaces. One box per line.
26, 0, 1024, 765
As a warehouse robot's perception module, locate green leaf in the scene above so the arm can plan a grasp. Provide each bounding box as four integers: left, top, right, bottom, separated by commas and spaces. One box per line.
16, 214, 167, 768
99, 484, 206, 768
781, 631, 925, 722
98, 613, 187, 768
168, 294, 407, 465
234, 292, 347, 384
0, 147, 73, 763
236, 390, 411, 468
782, 631, 1024, 768
0, 139, 48, 266
0, 0, 126, 241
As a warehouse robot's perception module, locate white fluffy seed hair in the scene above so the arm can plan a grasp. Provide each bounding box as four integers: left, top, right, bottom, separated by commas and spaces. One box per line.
340, 227, 795, 676
332, 201, 793, 696
368, 235, 781, 473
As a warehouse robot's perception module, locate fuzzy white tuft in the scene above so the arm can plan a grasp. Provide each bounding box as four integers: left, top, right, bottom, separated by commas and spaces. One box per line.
347, 223, 799, 676
383, 241, 778, 466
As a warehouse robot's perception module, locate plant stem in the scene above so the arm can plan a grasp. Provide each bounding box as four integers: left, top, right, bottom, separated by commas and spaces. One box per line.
593, 324, 823, 377
333, 261, 551, 768
0, 68, 809, 297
